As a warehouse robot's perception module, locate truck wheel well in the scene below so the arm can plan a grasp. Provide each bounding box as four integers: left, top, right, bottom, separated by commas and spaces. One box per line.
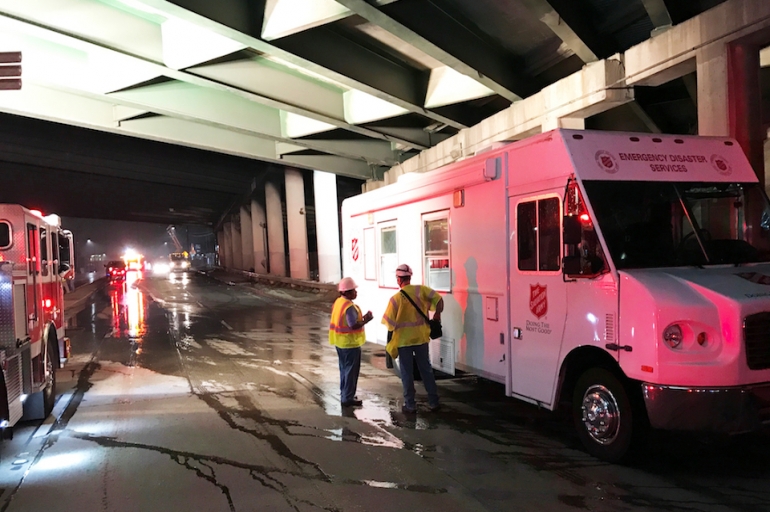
556, 346, 623, 411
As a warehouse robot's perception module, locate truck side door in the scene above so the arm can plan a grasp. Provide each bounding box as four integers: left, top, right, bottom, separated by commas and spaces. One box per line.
508, 193, 567, 406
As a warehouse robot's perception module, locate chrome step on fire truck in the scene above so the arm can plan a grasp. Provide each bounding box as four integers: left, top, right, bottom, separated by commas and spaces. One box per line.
0, 205, 74, 438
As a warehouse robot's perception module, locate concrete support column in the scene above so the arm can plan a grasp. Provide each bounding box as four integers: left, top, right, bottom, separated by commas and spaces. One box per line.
265, 176, 286, 276
251, 198, 267, 273
313, 170, 341, 283
222, 222, 233, 270
697, 45, 728, 138
240, 205, 254, 272
728, 42, 764, 186
217, 229, 226, 267
698, 40, 765, 186
230, 216, 244, 270
285, 169, 309, 280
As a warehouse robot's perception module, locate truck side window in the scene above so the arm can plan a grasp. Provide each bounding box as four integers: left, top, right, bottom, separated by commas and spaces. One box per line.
423, 215, 450, 291
539, 198, 560, 271
40, 227, 49, 277
379, 225, 398, 288
0, 221, 11, 249
517, 202, 537, 271
27, 223, 38, 275
51, 231, 60, 275
518, 199, 560, 271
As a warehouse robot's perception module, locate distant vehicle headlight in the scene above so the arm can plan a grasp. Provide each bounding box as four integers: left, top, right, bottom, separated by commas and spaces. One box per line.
153, 263, 170, 274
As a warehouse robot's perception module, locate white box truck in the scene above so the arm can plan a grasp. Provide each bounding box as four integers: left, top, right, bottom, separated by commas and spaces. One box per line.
341, 129, 770, 461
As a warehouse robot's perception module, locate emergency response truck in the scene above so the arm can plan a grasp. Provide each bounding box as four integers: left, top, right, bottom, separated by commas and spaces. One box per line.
0, 205, 73, 438
342, 129, 770, 461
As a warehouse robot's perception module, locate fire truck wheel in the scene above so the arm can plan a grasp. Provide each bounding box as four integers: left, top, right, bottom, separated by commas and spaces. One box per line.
42, 339, 57, 417
573, 368, 637, 463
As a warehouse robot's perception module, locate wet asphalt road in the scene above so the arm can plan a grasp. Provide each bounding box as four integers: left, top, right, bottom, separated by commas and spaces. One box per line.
0, 271, 769, 512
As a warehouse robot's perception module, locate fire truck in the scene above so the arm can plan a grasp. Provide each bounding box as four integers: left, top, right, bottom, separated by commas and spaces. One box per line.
0, 205, 73, 437
342, 129, 770, 462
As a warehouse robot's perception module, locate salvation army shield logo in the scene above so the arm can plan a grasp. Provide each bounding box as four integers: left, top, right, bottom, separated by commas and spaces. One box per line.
710, 154, 732, 176
595, 150, 619, 174
529, 284, 548, 319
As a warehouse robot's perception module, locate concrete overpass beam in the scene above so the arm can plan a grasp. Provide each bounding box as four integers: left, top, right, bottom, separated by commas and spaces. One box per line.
240, 205, 255, 272
313, 171, 341, 284
369, 58, 630, 188
265, 176, 286, 277
285, 169, 309, 280
542, 117, 585, 132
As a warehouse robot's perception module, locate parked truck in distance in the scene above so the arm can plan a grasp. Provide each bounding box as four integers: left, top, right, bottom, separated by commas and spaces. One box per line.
0, 206, 74, 438
342, 129, 770, 462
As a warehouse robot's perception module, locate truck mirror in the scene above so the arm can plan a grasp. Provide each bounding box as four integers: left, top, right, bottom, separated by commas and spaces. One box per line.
563, 255, 581, 275
563, 215, 581, 245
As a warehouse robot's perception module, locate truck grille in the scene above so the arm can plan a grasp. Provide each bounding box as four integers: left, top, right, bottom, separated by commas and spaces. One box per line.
743, 312, 770, 370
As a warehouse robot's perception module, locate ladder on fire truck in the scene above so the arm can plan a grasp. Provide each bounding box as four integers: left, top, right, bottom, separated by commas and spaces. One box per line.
166, 225, 184, 253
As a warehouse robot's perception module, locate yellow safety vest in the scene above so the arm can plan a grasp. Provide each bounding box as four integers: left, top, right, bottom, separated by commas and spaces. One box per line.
329, 297, 366, 349
381, 285, 441, 348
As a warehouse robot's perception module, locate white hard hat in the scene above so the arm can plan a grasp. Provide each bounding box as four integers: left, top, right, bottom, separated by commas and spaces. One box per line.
338, 277, 358, 292
395, 264, 413, 277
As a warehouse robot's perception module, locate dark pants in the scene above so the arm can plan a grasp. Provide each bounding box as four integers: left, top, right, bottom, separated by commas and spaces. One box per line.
336, 346, 361, 403
397, 343, 438, 409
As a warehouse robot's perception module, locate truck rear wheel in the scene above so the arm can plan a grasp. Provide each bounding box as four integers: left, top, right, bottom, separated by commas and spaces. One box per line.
573, 368, 642, 463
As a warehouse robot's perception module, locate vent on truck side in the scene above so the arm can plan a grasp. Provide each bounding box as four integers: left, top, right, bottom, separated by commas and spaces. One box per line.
743, 312, 770, 370
605, 314, 615, 343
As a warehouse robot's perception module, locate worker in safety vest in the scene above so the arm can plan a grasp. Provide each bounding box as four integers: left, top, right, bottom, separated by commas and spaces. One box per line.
382, 264, 443, 414
329, 277, 373, 407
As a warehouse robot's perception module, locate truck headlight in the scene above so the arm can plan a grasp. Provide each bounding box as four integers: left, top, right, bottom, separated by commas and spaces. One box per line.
663, 324, 683, 349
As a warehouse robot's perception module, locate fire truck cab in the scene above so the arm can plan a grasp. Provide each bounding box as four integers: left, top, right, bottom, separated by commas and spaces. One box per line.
0, 205, 73, 437
342, 129, 770, 461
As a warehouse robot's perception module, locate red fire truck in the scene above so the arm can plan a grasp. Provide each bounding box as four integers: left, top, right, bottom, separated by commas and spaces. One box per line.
0, 205, 74, 437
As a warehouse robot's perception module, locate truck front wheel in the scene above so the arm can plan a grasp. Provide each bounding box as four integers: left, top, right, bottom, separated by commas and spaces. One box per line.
42, 338, 57, 417
573, 368, 642, 463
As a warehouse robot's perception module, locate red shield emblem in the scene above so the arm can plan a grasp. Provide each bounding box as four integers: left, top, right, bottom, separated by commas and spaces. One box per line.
529, 284, 548, 319
711, 154, 732, 176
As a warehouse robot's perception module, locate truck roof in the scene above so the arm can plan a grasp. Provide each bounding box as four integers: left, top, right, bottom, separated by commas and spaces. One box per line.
343, 129, 757, 217
560, 130, 756, 183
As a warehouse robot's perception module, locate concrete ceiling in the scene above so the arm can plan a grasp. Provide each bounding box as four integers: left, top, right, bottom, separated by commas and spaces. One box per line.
0, 0, 733, 224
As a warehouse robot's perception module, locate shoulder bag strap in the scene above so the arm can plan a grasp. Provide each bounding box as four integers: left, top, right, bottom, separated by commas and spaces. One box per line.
400, 288, 430, 324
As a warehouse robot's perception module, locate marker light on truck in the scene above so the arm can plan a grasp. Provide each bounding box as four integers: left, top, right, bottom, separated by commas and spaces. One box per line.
663, 324, 683, 349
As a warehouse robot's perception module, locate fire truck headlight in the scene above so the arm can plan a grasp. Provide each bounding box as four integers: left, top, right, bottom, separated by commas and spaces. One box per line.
663, 324, 683, 349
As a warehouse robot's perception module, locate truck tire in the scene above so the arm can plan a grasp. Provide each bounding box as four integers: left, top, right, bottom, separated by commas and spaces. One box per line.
42, 338, 57, 417
573, 368, 641, 463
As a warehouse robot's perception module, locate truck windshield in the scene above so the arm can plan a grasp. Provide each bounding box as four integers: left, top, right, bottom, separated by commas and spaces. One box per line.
582, 181, 770, 269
